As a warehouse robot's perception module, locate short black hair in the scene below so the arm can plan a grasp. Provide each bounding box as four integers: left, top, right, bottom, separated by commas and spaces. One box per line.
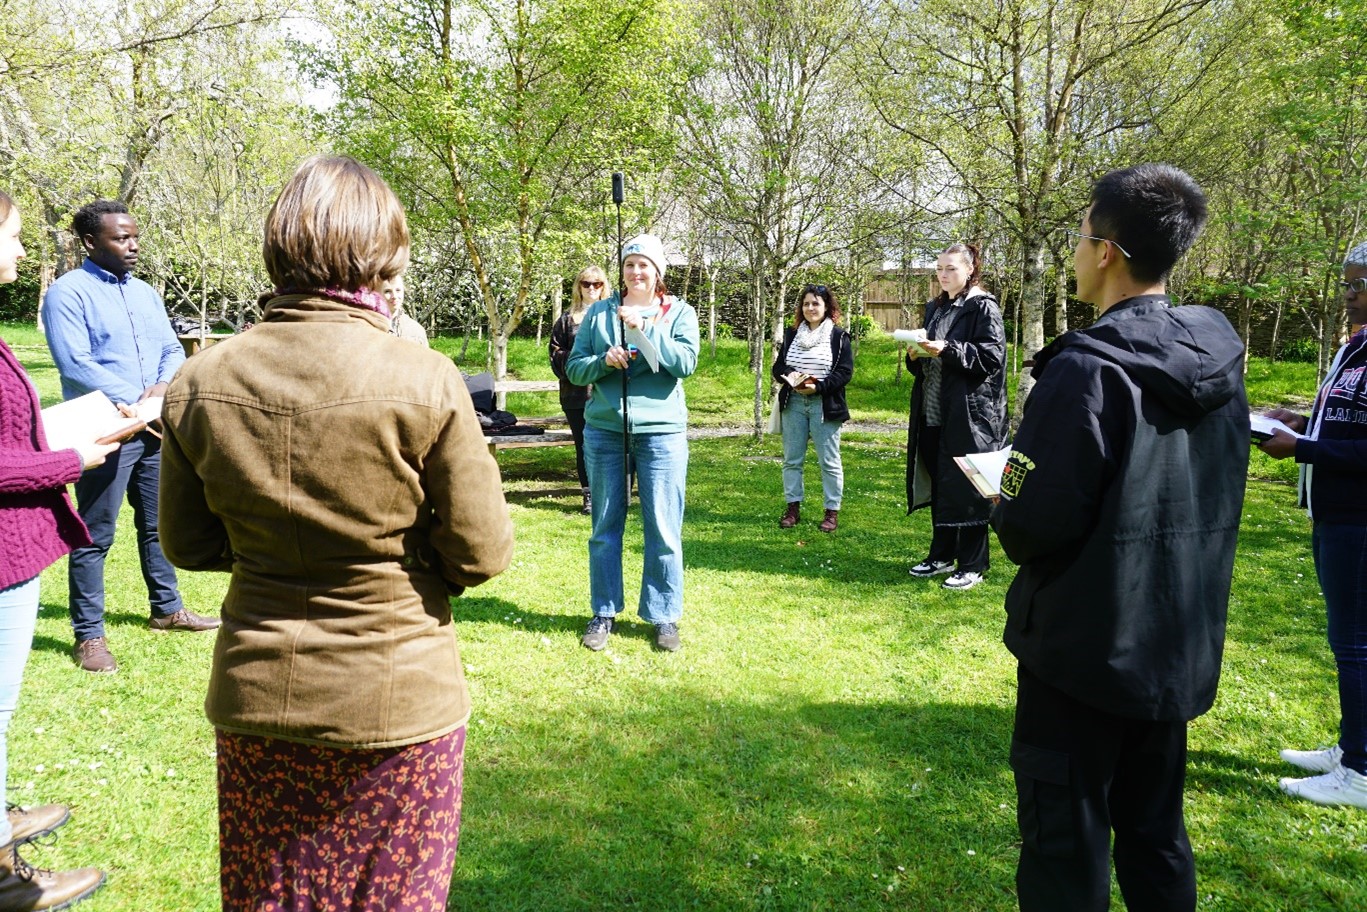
72, 200, 129, 241
1087, 164, 1207, 284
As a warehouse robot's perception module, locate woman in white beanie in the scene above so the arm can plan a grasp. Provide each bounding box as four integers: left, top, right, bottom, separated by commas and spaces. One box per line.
566, 234, 700, 652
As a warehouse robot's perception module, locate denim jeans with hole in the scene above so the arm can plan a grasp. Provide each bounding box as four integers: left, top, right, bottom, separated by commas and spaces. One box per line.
1313, 521, 1367, 775
0, 575, 40, 846
584, 425, 687, 625
781, 392, 843, 510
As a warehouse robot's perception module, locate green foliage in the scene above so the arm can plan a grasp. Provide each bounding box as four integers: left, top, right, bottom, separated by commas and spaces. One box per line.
1279, 337, 1320, 364
847, 313, 877, 341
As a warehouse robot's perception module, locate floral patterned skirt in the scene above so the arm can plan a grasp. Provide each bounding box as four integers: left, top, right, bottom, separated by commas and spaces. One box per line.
216, 726, 466, 912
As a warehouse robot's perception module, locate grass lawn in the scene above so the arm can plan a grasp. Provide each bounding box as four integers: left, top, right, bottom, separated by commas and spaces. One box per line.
4, 323, 1360, 910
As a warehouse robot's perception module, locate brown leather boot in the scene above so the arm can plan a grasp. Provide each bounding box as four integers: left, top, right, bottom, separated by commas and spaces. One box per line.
0, 843, 105, 911
4, 804, 69, 845
819, 509, 839, 533
779, 502, 800, 528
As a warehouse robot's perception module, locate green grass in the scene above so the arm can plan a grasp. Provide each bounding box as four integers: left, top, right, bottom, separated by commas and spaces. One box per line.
4, 322, 1363, 910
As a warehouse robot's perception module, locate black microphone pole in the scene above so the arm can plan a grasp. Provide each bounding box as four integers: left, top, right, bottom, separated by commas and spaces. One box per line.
612, 171, 631, 505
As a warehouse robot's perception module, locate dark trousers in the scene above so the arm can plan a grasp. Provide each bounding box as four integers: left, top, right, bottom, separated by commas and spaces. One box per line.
1011, 665, 1195, 912
917, 422, 989, 572
1314, 520, 1367, 774
565, 407, 588, 489
68, 431, 183, 642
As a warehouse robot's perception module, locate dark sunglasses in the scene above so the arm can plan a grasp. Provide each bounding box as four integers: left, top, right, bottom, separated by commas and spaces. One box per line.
580, 280, 605, 289
802, 284, 829, 296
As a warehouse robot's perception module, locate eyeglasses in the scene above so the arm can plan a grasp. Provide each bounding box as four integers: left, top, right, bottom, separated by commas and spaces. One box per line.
1065, 229, 1132, 259
580, 280, 605, 289
1340, 278, 1367, 294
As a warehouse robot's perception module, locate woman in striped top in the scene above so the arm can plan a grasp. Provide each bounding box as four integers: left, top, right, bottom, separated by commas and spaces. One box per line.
772, 285, 854, 532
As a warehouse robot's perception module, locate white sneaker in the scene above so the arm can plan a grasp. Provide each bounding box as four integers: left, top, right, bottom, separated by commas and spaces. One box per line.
1280, 764, 1367, 809
942, 571, 983, 590
1280, 744, 1343, 774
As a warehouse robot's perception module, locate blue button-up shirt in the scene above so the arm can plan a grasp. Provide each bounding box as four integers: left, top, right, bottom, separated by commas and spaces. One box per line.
41, 259, 186, 405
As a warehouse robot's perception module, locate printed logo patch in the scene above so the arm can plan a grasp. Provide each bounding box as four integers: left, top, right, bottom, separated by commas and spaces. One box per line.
999, 450, 1034, 500
1329, 365, 1365, 400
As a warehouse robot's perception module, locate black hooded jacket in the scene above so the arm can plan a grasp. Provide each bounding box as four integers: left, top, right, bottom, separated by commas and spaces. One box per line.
991, 295, 1249, 721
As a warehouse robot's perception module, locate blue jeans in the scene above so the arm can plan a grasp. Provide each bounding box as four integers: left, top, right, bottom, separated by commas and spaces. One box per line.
0, 576, 40, 846
1313, 521, 1367, 775
781, 393, 843, 509
69, 431, 183, 641
584, 425, 687, 624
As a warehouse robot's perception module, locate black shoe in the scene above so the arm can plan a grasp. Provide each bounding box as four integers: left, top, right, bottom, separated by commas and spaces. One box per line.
909, 559, 954, 578
654, 623, 681, 652
582, 616, 613, 651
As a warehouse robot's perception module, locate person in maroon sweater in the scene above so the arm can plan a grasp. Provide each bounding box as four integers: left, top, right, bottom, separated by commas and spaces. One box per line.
0, 191, 114, 910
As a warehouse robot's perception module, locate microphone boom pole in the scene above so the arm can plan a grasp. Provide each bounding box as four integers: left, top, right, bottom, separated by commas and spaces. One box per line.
612, 172, 631, 504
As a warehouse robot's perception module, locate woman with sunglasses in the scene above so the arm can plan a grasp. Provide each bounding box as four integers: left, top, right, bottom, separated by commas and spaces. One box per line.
1260, 243, 1367, 809
550, 266, 611, 514
905, 242, 1007, 591
772, 284, 854, 532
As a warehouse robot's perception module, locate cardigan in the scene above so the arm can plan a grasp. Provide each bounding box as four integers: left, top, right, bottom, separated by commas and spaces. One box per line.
0, 338, 91, 590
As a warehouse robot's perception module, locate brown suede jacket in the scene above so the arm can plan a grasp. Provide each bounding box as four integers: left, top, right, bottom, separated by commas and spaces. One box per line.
159, 295, 513, 749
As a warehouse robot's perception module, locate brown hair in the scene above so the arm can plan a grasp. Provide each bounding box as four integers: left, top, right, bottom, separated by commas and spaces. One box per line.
0, 191, 13, 224
263, 156, 410, 292
793, 284, 842, 327
938, 243, 982, 298
571, 265, 610, 315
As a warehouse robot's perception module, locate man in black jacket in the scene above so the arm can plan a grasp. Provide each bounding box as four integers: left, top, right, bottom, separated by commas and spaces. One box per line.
991, 164, 1249, 912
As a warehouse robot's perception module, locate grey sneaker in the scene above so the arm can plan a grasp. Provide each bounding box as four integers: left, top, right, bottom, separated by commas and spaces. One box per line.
942, 571, 984, 590
909, 559, 954, 578
582, 616, 614, 651
1281, 744, 1344, 774
654, 623, 681, 652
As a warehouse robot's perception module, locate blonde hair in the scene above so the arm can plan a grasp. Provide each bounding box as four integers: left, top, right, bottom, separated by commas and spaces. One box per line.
263, 156, 410, 292
0, 191, 13, 224
571, 265, 610, 316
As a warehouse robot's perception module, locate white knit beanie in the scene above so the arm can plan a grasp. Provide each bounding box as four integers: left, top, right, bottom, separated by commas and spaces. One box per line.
621, 234, 668, 281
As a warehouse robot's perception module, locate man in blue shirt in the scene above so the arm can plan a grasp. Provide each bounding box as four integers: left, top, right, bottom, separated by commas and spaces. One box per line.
42, 200, 219, 674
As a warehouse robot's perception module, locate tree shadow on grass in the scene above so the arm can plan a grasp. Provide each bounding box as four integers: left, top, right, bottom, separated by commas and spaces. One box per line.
449, 695, 1019, 912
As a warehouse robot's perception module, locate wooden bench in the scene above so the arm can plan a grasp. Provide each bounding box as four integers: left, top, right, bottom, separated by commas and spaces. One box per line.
486, 379, 574, 454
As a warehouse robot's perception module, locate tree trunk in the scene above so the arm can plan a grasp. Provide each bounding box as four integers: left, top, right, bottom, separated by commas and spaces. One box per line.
1270, 301, 1283, 364
708, 277, 717, 359
1054, 260, 1068, 333
1013, 234, 1048, 420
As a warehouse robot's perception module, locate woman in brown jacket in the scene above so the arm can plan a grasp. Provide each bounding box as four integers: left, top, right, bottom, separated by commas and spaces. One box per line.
159, 156, 513, 911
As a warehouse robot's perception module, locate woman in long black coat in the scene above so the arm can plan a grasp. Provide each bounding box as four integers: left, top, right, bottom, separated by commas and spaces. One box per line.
905, 243, 1007, 591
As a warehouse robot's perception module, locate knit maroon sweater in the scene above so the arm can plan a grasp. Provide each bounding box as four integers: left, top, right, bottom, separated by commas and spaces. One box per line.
0, 338, 90, 590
